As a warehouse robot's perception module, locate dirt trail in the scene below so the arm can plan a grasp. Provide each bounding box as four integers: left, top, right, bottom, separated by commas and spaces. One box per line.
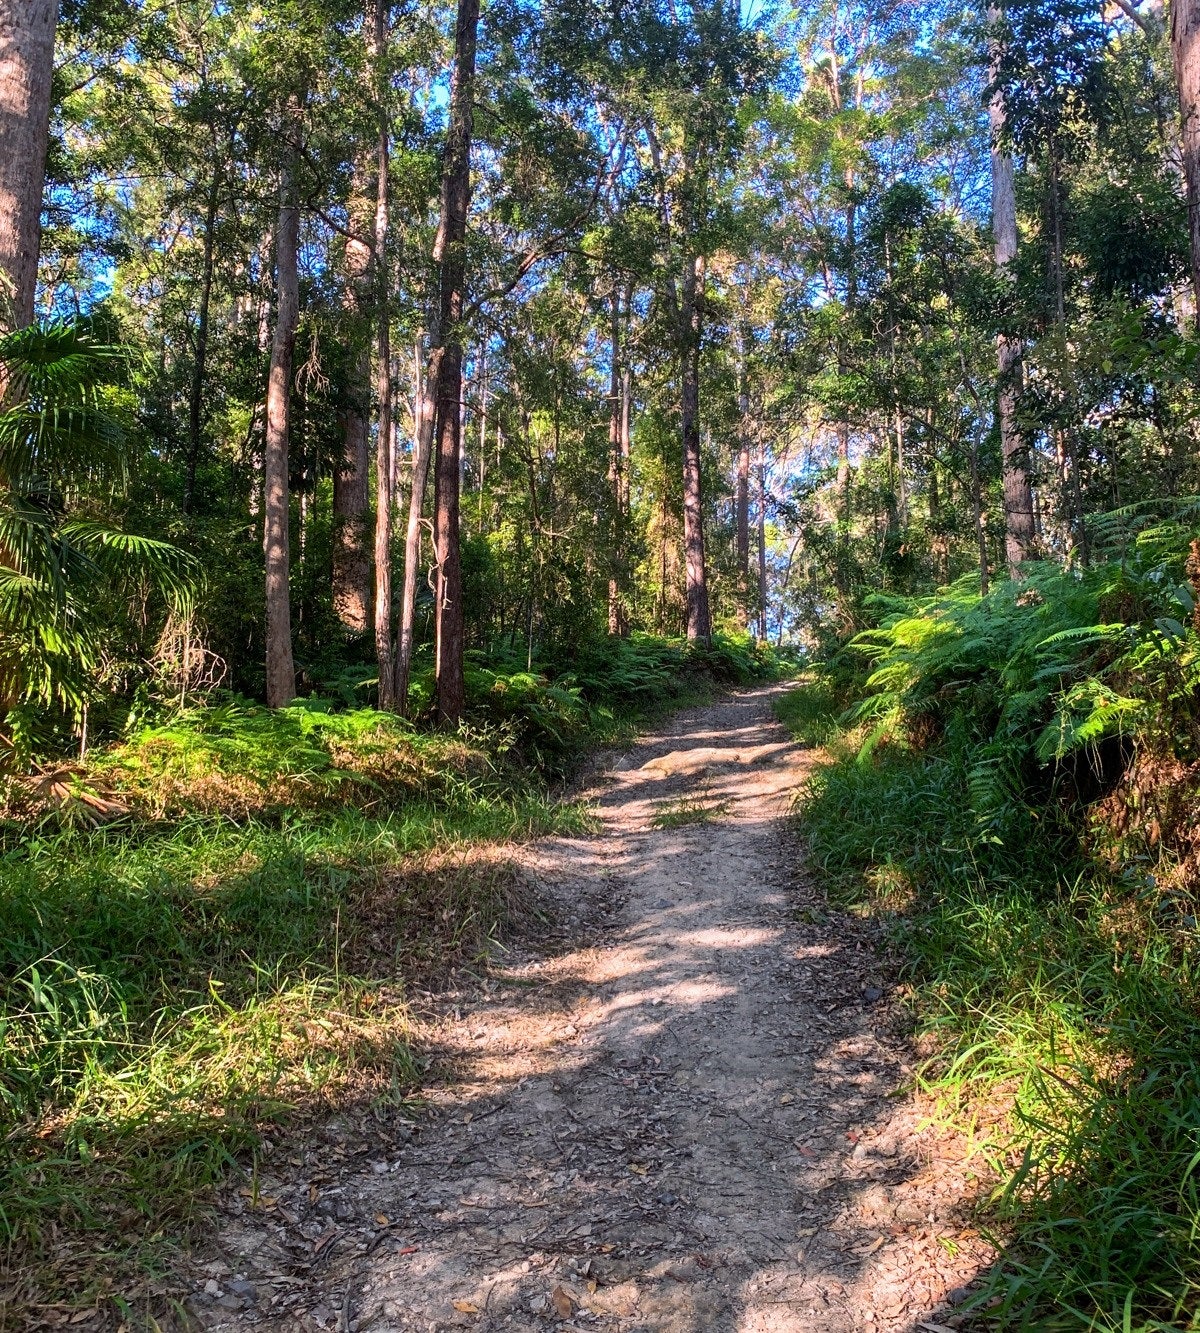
194, 684, 993, 1332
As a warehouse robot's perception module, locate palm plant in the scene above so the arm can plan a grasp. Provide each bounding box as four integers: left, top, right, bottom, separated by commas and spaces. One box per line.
0, 321, 191, 765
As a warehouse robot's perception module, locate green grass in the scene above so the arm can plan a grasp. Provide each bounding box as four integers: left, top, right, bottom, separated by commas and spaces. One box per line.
0, 635, 783, 1320
772, 674, 849, 749
777, 682, 1200, 1332
0, 703, 584, 1320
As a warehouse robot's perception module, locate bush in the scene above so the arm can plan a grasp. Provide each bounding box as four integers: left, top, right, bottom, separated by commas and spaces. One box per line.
779, 527, 1200, 1330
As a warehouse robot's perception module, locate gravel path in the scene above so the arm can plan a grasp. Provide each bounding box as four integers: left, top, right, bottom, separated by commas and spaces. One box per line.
192, 684, 994, 1332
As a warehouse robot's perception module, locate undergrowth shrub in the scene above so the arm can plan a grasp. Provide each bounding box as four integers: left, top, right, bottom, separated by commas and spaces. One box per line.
782, 524, 1200, 1331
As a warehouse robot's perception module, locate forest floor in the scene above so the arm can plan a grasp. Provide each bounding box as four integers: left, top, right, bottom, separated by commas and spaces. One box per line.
186, 684, 995, 1333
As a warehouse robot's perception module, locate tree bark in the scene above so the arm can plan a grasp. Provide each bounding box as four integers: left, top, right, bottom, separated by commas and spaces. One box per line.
371, 0, 395, 708
835, 420, 851, 600
970, 428, 990, 597
757, 435, 768, 645
0, 0, 56, 328
185, 162, 221, 512
332, 174, 375, 634
680, 252, 712, 644
735, 327, 751, 629
1174, 0, 1200, 324
617, 291, 632, 636
397, 339, 437, 712
607, 285, 627, 636
989, 4, 1036, 571
430, 0, 479, 725
264, 123, 300, 708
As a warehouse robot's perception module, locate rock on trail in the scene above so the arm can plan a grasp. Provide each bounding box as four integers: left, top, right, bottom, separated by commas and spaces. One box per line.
191, 684, 993, 1332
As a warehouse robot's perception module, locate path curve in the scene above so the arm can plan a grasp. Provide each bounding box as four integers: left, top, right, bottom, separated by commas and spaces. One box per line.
195, 684, 992, 1332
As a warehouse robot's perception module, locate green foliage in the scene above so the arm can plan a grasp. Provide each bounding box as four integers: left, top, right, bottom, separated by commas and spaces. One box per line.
846, 532, 1200, 840
0, 322, 192, 755
651, 790, 728, 828
85, 694, 474, 818
781, 534, 1200, 1330
772, 673, 849, 748
0, 694, 584, 1304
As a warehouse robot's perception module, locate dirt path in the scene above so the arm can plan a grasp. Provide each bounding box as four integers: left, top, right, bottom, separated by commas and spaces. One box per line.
193, 684, 993, 1332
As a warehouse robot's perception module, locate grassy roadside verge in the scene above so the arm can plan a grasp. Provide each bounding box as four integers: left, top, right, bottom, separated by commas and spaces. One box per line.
1, 632, 780, 1326
777, 678, 1200, 1332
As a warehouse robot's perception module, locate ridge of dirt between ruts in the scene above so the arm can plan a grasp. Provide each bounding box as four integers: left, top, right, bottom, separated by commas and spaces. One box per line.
186, 683, 995, 1333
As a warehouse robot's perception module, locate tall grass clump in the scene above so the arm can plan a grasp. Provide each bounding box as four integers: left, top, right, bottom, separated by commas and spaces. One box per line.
780, 522, 1200, 1331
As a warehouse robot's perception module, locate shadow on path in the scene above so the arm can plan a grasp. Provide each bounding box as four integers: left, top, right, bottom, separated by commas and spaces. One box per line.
194, 685, 994, 1333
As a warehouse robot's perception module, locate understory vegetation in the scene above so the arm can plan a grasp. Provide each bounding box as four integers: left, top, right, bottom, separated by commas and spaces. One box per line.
781, 522, 1200, 1331
0, 633, 776, 1318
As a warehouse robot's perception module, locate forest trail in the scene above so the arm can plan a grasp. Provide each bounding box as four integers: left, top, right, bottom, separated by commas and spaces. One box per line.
194, 685, 993, 1333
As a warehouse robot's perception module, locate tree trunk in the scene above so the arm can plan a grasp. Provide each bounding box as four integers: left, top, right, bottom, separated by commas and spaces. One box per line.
969, 429, 990, 597
430, 0, 479, 725
0, 0, 56, 328
397, 339, 437, 713
757, 435, 768, 645
332, 173, 375, 634
476, 343, 488, 530
929, 462, 949, 585
372, 0, 395, 708
680, 252, 712, 644
617, 288, 632, 636
735, 328, 751, 629
1174, 0, 1200, 323
989, 4, 1037, 572
185, 162, 220, 513
607, 285, 627, 636
835, 419, 851, 609
264, 124, 300, 708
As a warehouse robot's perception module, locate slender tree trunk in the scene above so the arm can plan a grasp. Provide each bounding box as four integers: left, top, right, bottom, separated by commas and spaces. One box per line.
969, 429, 990, 597
835, 420, 851, 599
617, 286, 632, 636
1047, 150, 1089, 563
430, 0, 479, 725
680, 252, 712, 644
988, 5, 1036, 573
372, 0, 395, 707
1173, 0, 1200, 324
185, 163, 220, 512
757, 435, 768, 645
476, 343, 488, 530
735, 328, 751, 629
397, 340, 438, 712
893, 410, 907, 530
332, 169, 375, 634
264, 124, 300, 708
620, 365, 632, 511
0, 0, 56, 328
607, 285, 626, 636
929, 462, 949, 585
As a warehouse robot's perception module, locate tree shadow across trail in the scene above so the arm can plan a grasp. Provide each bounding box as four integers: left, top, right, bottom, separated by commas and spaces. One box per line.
192, 685, 995, 1333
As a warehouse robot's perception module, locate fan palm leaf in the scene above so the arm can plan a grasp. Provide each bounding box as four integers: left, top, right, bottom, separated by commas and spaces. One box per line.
0, 321, 193, 744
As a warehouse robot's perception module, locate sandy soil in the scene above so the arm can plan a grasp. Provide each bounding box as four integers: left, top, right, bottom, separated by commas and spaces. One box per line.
190, 684, 994, 1332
